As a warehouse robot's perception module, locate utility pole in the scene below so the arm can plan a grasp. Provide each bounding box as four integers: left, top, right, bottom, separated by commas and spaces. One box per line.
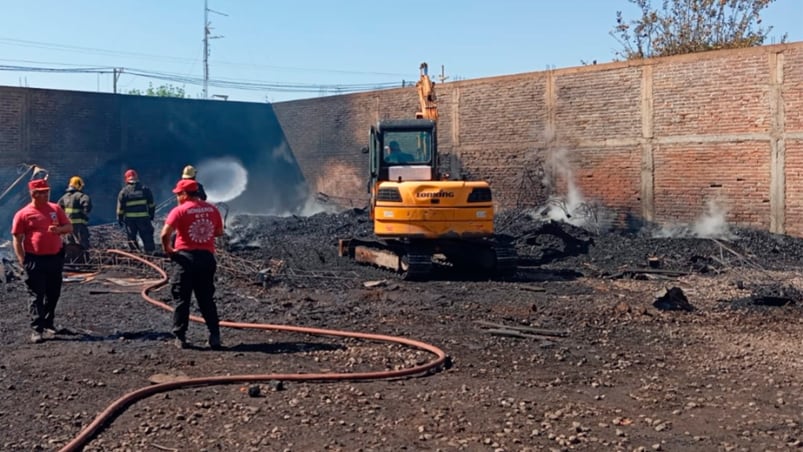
112, 68, 123, 94
203, 0, 227, 99
438, 65, 449, 83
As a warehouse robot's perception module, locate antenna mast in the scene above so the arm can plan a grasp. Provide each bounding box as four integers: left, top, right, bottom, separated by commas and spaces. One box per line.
203, 0, 227, 99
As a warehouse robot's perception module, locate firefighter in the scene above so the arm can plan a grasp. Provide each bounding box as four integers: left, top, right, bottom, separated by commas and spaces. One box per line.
11, 178, 73, 343
160, 178, 224, 349
57, 176, 92, 263
181, 165, 208, 201
116, 169, 156, 254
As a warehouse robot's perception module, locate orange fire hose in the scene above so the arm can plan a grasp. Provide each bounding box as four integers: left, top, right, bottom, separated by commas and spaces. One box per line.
59, 249, 448, 452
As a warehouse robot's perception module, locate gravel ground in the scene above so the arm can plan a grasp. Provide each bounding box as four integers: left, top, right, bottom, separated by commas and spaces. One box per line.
2, 209, 803, 451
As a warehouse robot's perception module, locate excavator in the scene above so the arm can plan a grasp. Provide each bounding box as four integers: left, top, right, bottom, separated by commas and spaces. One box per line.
338, 63, 517, 280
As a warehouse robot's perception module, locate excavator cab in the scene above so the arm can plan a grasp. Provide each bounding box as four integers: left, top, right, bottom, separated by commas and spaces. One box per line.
365, 117, 497, 241
368, 119, 437, 189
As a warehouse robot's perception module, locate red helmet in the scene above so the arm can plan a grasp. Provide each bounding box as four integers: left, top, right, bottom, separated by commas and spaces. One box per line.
124, 169, 138, 183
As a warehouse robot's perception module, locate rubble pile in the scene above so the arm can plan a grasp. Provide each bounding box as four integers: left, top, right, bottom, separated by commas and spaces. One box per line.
79, 207, 803, 302
185, 208, 803, 280
495, 209, 803, 276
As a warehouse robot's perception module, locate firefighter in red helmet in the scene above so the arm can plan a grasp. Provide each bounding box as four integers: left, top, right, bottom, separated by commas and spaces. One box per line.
116, 169, 156, 253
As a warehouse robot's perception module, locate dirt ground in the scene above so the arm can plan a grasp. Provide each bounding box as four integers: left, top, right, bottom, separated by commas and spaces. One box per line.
2, 210, 803, 451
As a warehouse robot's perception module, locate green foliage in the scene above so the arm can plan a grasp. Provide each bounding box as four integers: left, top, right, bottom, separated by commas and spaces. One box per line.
611, 0, 786, 60
127, 83, 187, 98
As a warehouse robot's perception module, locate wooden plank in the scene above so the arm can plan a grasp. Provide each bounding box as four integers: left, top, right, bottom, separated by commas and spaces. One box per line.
476, 321, 569, 337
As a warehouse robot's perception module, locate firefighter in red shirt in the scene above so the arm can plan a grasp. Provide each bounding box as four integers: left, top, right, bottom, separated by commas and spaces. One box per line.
160, 179, 225, 350
11, 179, 73, 343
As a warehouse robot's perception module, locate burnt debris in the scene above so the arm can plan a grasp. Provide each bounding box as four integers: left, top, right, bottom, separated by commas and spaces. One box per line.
6, 207, 802, 296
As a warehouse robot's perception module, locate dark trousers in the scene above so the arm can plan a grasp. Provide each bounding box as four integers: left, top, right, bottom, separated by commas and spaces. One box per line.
64, 223, 91, 250
170, 250, 219, 339
124, 218, 155, 253
64, 224, 91, 263
24, 252, 64, 332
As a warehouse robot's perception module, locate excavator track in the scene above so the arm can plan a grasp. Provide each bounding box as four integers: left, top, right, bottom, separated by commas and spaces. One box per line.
339, 237, 517, 281
339, 238, 435, 280
400, 245, 433, 280
492, 242, 518, 277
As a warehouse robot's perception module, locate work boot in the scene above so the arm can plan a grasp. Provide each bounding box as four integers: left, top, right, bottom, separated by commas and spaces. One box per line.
207, 333, 222, 350
30, 331, 44, 344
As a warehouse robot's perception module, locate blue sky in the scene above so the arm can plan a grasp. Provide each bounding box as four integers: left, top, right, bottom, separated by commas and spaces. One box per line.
0, 0, 800, 103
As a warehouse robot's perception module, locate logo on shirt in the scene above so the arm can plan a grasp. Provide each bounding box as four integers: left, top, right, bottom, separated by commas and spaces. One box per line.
189, 218, 215, 243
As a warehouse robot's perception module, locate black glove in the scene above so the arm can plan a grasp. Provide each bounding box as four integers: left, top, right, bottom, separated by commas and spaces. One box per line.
117, 216, 124, 227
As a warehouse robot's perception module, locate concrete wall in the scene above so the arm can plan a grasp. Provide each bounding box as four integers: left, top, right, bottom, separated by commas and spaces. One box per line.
273, 42, 803, 235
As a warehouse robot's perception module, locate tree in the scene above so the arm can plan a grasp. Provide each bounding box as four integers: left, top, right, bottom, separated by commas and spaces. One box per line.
611, 0, 786, 60
127, 83, 187, 98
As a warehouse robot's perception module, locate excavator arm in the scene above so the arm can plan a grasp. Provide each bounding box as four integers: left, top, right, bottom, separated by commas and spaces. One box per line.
415, 63, 438, 121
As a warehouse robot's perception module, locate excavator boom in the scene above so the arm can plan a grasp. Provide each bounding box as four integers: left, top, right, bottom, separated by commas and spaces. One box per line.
416, 63, 438, 121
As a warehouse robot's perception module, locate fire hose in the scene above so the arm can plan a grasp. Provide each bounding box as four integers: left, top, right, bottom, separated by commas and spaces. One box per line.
59, 249, 448, 452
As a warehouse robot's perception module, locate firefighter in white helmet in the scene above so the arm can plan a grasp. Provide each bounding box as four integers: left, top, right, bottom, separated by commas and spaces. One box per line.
181, 165, 207, 201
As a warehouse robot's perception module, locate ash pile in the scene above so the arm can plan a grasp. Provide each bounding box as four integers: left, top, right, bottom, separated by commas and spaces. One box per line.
219, 206, 803, 279
44, 205, 803, 308
497, 210, 803, 277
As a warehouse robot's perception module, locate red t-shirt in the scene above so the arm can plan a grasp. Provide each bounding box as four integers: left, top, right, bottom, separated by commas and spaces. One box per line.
165, 199, 223, 253
11, 202, 70, 255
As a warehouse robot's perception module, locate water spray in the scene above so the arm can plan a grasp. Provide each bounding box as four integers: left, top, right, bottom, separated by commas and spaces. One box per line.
196, 157, 248, 203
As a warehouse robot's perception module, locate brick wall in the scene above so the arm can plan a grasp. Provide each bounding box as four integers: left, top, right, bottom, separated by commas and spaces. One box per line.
1, 42, 802, 237
785, 46, 803, 236
273, 42, 803, 235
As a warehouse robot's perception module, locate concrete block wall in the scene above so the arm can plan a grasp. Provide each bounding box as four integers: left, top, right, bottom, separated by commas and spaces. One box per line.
0, 88, 307, 237
273, 42, 803, 235
0, 90, 25, 164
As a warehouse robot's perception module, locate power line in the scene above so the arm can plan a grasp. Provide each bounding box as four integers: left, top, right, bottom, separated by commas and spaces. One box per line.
0, 37, 195, 64
0, 36, 410, 77
0, 63, 404, 95
0, 30, 415, 97
0, 64, 115, 73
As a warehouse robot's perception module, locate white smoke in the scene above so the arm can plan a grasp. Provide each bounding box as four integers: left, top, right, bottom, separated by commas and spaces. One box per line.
693, 199, 733, 238
195, 157, 248, 203
654, 199, 734, 239
541, 149, 578, 219
533, 147, 612, 232
298, 193, 349, 216
527, 130, 733, 238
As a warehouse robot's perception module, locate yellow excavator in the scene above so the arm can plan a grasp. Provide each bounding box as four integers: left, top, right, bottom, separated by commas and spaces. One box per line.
338, 63, 516, 280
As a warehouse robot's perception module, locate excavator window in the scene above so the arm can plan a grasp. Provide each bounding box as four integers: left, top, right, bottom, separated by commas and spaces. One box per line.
382, 131, 431, 165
